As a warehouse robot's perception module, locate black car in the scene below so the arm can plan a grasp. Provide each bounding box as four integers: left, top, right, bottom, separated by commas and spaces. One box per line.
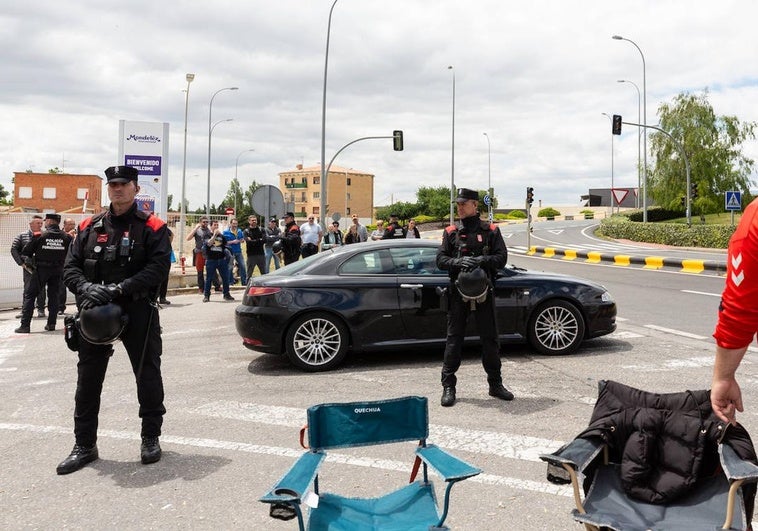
235, 240, 616, 371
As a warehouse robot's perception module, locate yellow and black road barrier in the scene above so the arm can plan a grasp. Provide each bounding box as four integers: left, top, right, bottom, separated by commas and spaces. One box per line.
527, 246, 726, 275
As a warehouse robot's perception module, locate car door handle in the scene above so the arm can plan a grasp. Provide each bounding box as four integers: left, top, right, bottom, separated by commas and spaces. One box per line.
400, 284, 424, 289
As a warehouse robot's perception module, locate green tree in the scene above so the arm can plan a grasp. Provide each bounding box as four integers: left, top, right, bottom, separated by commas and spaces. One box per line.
375, 201, 419, 223
166, 194, 174, 211
0, 183, 10, 205
416, 186, 452, 219
648, 90, 756, 214
48, 167, 63, 174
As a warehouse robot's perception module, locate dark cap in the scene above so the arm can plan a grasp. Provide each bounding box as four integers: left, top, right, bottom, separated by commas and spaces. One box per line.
282, 212, 295, 219
456, 188, 479, 202
45, 213, 61, 223
389, 213, 399, 218
269, 217, 278, 223
105, 165, 139, 183
332, 221, 340, 226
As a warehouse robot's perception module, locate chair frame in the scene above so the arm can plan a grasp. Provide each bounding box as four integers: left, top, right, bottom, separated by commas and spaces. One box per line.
260, 396, 481, 531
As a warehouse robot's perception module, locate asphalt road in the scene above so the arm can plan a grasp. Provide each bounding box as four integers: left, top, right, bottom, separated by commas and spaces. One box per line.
2, 259, 754, 530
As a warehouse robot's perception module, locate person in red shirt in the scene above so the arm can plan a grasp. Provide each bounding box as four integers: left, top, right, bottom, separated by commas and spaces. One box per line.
711, 198, 758, 424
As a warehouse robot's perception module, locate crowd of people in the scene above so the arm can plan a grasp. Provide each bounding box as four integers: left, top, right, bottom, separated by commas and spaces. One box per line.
183, 211, 423, 294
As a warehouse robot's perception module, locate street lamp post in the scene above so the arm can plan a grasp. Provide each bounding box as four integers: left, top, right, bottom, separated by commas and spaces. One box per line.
448, 65, 455, 225
320, 0, 339, 227
206, 118, 233, 214
618, 79, 642, 208
178, 73, 195, 261
234, 148, 255, 215
601, 113, 615, 212
483, 132, 492, 221
207, 86, 238, 216
613, 35, 647, 222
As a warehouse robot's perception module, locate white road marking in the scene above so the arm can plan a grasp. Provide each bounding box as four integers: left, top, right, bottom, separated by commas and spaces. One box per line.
622, 356, 715, 371
0, 421, 571, 498
643, 324, 708, 340
681, 290, 721, 297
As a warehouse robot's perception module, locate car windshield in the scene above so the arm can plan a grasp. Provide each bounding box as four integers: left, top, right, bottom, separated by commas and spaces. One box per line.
265, 250, 326, 276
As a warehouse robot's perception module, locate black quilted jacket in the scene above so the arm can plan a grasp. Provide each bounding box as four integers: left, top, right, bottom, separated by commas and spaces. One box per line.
580, 380, 756, 508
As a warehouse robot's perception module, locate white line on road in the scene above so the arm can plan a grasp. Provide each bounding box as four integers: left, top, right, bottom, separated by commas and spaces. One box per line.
643, 324, 708, 340
0, 422, 571, 498
681, 290, 722, 297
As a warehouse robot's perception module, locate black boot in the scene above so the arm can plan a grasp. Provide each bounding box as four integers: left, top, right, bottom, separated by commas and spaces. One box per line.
489, 383, 514, 401
441, 387, 456, 407
56, 444, 98, 475
141, 436, 162, 464
14, 324, 30, 334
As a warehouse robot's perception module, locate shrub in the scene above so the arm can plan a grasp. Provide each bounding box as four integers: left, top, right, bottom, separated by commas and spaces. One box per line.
538, 207, 561, 218
597, 217, 734, 248
503, 210, 526, 219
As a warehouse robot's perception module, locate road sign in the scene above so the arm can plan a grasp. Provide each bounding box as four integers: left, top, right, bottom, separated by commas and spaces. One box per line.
251, 185, 286, 221
225, 207, 234, 215
725, 191, 742, 211
483, 194, 491, 206
611, 189, 629, 206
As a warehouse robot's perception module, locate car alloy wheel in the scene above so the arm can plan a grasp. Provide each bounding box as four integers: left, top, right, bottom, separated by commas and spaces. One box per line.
284, 312, 349, 371
528, 300, 585, 355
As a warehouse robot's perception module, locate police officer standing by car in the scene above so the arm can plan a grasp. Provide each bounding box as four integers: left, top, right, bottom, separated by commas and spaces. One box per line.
436, 188, 512, 407
15, 213, 71, 334
57, 165, 171, 475
279, 211, 302, 265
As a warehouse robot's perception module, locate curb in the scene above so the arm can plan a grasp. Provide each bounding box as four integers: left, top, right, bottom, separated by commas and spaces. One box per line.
527, 246, 727, 275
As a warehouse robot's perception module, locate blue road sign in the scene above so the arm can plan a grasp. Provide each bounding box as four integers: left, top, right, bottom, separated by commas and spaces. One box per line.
725, 191, 742, 211
483, 194, 491, 206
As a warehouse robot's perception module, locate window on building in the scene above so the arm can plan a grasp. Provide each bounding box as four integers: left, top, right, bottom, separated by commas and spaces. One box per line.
18, 187, 32, 199
300, 192, 306, 202
346, 207, 351, 215
347, 178, 351, 186
313, 207, 320, 215
313, 177, 320, 185
346, 192, 351, 201
313, 192, 320, 199
43, 187, 56, 199
76, 188, 88, 200
301, 177, 307, 184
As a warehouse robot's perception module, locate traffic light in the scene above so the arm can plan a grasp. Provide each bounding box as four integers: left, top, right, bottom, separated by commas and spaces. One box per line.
393, 130, 404, 151
691, 182, 698, 200
612, 114, 622, 135
526, 187, 534, 206
680, 196, 686, 206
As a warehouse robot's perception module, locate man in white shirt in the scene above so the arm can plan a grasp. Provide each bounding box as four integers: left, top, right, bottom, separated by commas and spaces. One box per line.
351, 214, 368, 242
300, 216, 323, 258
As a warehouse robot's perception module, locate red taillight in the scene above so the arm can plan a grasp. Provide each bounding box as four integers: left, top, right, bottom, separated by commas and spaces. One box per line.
243, 337, 263, 346
246, 286, 282, 297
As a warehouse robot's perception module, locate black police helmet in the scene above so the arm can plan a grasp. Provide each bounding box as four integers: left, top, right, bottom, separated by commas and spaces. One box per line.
272, 240, 283, 253
78, 302, 129, 345
455, 267, 489, 300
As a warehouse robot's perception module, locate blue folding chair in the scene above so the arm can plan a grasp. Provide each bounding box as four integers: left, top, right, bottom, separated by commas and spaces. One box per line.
260, 396, 481, 530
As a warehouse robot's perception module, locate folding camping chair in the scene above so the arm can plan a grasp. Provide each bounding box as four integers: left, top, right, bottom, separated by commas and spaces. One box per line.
540, 380, 758, 530
260, 396, 481, 530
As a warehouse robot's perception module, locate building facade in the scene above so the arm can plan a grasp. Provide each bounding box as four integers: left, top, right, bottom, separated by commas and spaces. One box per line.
13, 172, 103, 214
278, 164, 374, 223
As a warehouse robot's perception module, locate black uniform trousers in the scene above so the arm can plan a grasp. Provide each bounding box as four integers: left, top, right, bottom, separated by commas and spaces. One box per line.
21, 268, 60, 327
22, 267, 46, 312
73, 298, 165, 446
441, 284, 502, 388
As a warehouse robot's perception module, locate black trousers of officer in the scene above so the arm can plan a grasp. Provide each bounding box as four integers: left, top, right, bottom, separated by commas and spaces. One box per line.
441, 284, 502, 388
73, 298, 165, 447
21, 268, 60, 327
22, 267, 46, 312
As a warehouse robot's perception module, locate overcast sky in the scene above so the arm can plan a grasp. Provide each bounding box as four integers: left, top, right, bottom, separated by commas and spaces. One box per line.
2, 1, 757, 212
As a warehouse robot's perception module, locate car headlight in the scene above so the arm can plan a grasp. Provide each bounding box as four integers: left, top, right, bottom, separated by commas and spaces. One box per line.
600, 291, 613, 303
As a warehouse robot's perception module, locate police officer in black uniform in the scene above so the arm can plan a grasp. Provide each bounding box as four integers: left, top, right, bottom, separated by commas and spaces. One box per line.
382, 213, 407, 239
280, 212, 302, 265
57, 165, 171, 475
15, 213, 71, 334
436, 188, 512, 407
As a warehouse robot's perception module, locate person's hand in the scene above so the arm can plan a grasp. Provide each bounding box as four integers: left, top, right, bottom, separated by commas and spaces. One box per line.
711, 376, 743, 425
459, 256, 482, 271
80, 283, 120, 309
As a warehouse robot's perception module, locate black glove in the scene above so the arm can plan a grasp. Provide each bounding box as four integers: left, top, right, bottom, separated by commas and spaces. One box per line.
80, 283, 120, 309
459, 256, 482, 271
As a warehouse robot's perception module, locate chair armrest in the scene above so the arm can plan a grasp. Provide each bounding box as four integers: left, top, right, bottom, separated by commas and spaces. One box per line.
540, 436, 605, 472
260, 451, 326, 504
721, 443, 758, 483
416, 444, 481, 481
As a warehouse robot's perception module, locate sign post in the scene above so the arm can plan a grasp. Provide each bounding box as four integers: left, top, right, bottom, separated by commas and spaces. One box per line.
725, 190, 742, 226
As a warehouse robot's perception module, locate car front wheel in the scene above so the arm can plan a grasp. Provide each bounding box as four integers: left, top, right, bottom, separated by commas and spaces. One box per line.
284, 312, 349, 371
528, 300, 585, 355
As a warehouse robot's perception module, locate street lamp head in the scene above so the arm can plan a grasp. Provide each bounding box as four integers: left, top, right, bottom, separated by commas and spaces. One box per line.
229, 87, 239, 91
612, 35, 623, 40
186, 73, 195, 83
448, 65, 453, 70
